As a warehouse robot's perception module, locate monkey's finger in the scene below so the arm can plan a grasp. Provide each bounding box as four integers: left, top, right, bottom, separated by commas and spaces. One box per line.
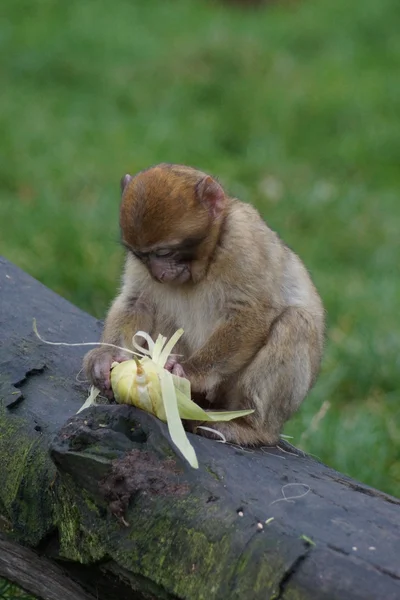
114, 353, 131, 364
172, 363, 186, 378
93, 360, 111, 383
164, 354, 179, 372
91, 357, 113, 393
103, 381, 114, 400
93, 372, 111, 393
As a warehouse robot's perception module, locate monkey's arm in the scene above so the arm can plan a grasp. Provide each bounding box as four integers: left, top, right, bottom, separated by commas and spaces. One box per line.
100, 293, 153, 346
83, 291, 154, 396
182, 304, 280, 391
188, 306, 323, 445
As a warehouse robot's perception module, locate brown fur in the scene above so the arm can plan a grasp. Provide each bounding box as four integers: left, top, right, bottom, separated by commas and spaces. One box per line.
83, 164, 325, 445
120, 164, 211, 249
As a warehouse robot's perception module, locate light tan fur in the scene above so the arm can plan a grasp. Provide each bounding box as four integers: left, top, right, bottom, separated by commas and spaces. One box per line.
83, 164, 325, 445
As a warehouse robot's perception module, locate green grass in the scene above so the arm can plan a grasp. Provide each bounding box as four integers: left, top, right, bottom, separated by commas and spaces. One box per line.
0, 577, 37, 599
1, 0, 399, 497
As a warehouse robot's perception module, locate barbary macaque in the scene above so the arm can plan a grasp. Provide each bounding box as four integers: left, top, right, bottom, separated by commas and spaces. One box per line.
84, 163, 325, 445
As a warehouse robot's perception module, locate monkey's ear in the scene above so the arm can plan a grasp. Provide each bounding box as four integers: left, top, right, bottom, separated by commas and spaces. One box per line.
120, 174, 132, 193
197, 176, 225, 219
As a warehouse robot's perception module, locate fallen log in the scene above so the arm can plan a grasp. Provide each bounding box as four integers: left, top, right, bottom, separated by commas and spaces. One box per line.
0, 256, 399, 600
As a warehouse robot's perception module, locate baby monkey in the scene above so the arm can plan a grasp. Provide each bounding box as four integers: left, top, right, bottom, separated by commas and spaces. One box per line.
84, 163, 325, 446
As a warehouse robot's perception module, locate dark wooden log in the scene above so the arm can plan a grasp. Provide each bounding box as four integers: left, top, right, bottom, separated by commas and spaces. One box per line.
0, 255, 399, 600
0, 534, 96, 600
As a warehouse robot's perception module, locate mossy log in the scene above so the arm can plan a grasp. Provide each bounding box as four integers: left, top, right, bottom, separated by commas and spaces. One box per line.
0, 255, 399, 600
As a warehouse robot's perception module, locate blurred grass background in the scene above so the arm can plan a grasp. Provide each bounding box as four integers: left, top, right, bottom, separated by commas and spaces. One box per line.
0, 0, 399, 497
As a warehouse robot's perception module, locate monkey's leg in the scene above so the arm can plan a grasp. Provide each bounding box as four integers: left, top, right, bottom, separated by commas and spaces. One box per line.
195, 308, 323, 446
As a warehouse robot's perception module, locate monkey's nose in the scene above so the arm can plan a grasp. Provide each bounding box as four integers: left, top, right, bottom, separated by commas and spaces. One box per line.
149, 258, 167, 282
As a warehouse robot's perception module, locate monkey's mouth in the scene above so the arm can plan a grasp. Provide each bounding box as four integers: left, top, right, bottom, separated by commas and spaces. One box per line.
153, 265, 191, 285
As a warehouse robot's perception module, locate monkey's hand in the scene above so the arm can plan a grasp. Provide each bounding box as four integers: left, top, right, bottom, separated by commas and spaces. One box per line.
164, 355, 186, 378
164, 357, 206, 394
83, 347, 131, 399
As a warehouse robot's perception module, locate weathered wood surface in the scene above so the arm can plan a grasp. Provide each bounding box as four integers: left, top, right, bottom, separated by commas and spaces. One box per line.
0, 255, 399, 600
0, 534, 96, 600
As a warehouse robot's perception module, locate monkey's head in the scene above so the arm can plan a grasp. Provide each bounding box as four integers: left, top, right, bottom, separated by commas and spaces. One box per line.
119, 164, 227, 285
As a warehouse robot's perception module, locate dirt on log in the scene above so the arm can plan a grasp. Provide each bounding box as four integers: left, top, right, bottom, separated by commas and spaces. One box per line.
0, 256, 399, 600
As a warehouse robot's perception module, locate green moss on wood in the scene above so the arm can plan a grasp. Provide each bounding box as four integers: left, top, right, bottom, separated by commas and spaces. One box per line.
0, 405, 55, 545
54, 476, 106, 563
205, 465, 222, 481
105, 492, 288, 599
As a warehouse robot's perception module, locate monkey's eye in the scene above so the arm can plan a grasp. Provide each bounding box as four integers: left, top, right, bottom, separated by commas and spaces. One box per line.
154, 249, 174, 258
131, 250, 148, 260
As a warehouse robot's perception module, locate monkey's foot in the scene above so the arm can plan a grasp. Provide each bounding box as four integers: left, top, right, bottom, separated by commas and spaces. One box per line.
194, 421, 270, 447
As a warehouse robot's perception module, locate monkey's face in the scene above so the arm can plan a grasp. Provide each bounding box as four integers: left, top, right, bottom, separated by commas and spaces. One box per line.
130, 247, 192, 284
119, 164, 226, 285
